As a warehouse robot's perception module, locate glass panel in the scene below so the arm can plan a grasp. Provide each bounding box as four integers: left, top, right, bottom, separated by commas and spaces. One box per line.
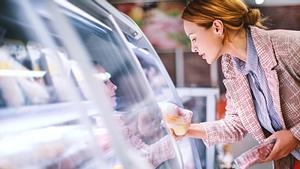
182, 96, 207, 169
128, 43, 176, 103
128, 42, 202, 169
122, 17, 203, 169
57, 1, 183, 169
0, 0, 114, 168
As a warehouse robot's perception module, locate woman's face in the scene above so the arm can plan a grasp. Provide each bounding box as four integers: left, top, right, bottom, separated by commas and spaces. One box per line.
103, 79, 117, 108
95, 65, 117, 108
183, 20, 224, 64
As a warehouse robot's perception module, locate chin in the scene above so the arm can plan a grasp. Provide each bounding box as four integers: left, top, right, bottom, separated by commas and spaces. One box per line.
206, 59, 214, 64
206, 56, 219, 64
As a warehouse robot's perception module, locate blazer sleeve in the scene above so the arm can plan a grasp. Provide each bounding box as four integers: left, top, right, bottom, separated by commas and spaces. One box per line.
202, 91, 248, 147
290, 125, 300, 142
288, 31, 300, 141
288, 31, 300, 79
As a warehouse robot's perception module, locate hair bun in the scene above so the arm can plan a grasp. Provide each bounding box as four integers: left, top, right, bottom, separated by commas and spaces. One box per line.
244, 8, 261, 26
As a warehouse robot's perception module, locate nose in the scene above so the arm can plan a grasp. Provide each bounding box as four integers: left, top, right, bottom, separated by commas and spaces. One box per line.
112, 83, 117, 90
108, 81, 117, 90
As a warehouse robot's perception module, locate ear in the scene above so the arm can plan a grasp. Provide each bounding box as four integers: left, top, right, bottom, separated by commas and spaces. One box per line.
212, 20, 224, 36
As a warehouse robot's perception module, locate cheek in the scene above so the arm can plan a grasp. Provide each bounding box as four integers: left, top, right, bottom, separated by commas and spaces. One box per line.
104, 87, 114, 98
205, 36, 223, 61
104, 87, 111, 95
196, 34, 212, 51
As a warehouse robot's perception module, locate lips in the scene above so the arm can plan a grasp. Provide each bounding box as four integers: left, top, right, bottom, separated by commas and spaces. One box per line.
111, 95, 117, 106
199, 53, 205, 59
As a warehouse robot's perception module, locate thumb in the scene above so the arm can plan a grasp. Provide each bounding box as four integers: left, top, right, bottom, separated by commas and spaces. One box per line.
264, 137, 277, 144
180, 109, 193, 121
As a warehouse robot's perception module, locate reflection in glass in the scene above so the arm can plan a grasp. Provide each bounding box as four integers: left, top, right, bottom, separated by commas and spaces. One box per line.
63, 4, 182, 168
0, 0, 111, 168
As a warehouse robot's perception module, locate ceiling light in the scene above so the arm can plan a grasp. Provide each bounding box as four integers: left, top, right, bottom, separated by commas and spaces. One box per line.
0, 70, 46, 77
255, 0, 264, 5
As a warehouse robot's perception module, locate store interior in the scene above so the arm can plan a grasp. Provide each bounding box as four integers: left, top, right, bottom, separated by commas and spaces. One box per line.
0, 0, 299, 169
108, 0, 300, 168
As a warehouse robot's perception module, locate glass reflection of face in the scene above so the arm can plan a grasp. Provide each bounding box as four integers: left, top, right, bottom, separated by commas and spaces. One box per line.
95, 65, 117, 108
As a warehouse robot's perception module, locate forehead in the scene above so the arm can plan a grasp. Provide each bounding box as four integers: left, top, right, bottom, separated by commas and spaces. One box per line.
95, 64, 106, 73
183, 20, 199, 35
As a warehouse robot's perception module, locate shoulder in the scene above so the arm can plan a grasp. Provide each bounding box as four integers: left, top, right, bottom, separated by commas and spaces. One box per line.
250, 26, 300, 44
269, 29, 300, 64
268, 29, 300, 40
250, 27, 300, 65
269, 29, 300, 49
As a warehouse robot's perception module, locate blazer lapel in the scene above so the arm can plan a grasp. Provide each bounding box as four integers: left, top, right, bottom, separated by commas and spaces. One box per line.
223, 76, 266, 143
222, 54, 265, 142
250, 27, 286, 129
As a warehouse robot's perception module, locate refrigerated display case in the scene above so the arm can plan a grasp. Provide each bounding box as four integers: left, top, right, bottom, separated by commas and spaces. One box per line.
54, 0, 185, 168
0, 0, 206, 168
0, 1, 109, 168
0, 0, 175, 168
83, 1, 205, 169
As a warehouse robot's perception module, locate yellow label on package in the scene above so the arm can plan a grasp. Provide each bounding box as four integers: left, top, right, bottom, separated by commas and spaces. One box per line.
0, 62, 11, 69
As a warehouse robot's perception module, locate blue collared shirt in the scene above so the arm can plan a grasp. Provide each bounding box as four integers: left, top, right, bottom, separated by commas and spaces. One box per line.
233, 30, 282, 133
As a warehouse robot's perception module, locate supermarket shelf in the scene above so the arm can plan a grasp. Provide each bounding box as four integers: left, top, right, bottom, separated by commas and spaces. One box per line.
0, 101, 99, 135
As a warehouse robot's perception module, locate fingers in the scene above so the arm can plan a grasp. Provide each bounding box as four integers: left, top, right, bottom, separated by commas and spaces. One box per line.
261, 139, 280, 162
258, 143, 274, 160
178, 108, 193, 122
186, 110, 193, 121
258, 146, 270, 159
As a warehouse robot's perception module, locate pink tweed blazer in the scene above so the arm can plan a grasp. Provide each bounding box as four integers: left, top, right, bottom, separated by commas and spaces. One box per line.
202, 26, 300, 168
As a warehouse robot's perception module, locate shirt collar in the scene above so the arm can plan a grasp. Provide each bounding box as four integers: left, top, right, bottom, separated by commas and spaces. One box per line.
232, 29, 259, 75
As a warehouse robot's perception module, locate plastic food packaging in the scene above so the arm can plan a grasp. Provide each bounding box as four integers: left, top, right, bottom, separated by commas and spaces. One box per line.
165, 113, 189, 136
158, 102, 189, 136
232, 139, 276, 169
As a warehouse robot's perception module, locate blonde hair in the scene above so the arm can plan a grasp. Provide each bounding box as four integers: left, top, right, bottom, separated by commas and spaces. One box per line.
182, 0, 267, 40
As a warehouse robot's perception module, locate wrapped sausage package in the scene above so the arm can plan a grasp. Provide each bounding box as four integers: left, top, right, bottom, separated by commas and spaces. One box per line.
165, 113, 189, 136
158, 102, 190, 136
232, 139, 276, 169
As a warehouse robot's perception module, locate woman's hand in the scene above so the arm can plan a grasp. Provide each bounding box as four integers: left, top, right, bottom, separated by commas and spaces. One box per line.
261, 130, 300, 162
177, 107, 193, 126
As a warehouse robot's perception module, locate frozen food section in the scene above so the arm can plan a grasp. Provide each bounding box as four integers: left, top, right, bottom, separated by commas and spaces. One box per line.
0, 1, 108, 168
0, 0, 197, 169
92, 1, 206, 169
56, 0, 184, 168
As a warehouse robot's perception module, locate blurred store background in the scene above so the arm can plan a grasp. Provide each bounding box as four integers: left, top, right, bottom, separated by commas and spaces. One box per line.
108, 0, 300, 89
107, 0, 300, 169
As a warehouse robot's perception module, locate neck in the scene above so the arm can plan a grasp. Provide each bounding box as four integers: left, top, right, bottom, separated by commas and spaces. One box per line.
223, 29, 247, 61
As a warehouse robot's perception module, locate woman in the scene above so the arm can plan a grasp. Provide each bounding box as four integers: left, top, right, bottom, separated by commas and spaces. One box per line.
173, 0, 300, 168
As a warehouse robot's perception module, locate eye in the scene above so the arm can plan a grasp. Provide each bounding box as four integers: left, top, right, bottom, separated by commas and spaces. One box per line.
103, 80, 109, 85
191, 38, 196, 43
